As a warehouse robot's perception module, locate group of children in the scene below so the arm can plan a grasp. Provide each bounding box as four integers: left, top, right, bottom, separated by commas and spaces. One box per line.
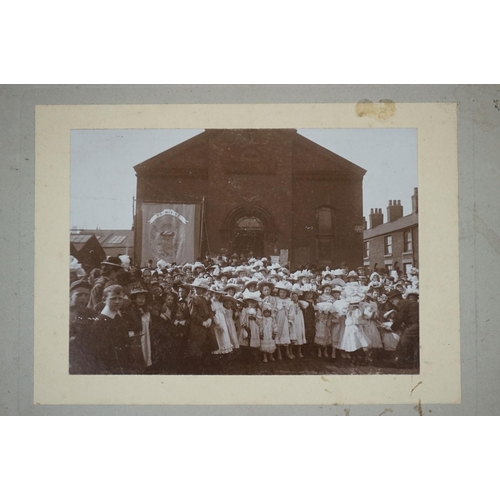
70, 254, 419, 373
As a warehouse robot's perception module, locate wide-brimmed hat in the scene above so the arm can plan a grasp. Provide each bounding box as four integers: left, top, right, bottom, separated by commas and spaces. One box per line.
174, 282, 191, 292
291, 285, 303, 296
70, 279, 92, 292
101, 256, 123, 268
332, 269, 344, 276
223, 283, 239, 293
403, 287, 419, 299
347, 271, 358, 278
331, 286, 343, 294
300, 283, 318, 296
387, 289, 403, 300
242, 288, 262, 302
192, 262, 205, 271
257, 281, 275, 292
244, 279, 259, 289
318, 282, 334, 292
191, 278, 210, 290
275, 281, 292, 292
130, 286, 149, 296
347, 293, 364, 305
221, 295, 239, 307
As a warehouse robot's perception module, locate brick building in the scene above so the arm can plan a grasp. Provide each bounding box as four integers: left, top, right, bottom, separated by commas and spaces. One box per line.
133, 129, 366, 269
363, 188, 419, 275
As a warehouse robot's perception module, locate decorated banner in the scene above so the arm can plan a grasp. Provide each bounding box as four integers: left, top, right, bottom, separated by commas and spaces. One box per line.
139, 203, 201, 266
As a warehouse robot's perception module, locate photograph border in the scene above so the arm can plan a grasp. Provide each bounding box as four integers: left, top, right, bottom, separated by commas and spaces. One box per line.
34, 102, 459, 405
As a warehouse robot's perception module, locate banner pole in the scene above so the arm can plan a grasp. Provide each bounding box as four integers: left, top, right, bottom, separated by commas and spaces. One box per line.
200, 197, 205, 259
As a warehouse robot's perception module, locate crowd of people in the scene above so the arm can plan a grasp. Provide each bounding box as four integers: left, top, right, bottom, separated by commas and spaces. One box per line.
69, 253, 420, 375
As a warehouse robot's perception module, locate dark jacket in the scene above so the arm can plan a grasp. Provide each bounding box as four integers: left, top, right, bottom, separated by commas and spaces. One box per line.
89, 311, 138, 374
69, 306, 97, 374
393, 299, 419, 330
188, 295, 217, 356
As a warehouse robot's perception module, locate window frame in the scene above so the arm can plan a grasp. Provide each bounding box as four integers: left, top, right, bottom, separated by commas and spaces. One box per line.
384, 235, 393, 256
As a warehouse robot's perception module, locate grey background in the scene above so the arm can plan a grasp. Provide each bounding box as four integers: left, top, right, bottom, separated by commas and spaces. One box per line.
1, 84, 497, 416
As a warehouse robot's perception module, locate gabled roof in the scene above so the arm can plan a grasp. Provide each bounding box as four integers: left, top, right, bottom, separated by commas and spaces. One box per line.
364, 213, 418, 239
70, 229, 134, 249
293, 131, 367, 176
132, 129, 366, 177
134, 132, 208, 174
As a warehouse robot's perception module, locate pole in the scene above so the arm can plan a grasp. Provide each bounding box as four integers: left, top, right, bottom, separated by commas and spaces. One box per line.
200, 197, 205, 259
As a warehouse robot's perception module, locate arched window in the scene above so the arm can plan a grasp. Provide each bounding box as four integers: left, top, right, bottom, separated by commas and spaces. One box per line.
316, 207, 335, 264
236, 216, 264, 230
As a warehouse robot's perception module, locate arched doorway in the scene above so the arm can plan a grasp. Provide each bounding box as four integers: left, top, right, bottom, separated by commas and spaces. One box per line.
233, 216, 265, 256
221, 205, 277, 258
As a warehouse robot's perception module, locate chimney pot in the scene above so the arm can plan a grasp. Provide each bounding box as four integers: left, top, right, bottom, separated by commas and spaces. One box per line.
389, 200, 393, 206
370, 208, 374, 214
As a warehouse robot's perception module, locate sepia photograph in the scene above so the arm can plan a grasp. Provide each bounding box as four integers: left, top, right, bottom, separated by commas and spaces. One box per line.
69, 126, 419, 377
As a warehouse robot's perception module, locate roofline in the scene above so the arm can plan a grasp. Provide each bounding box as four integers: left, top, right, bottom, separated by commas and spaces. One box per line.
293, 131, 367, 176
133, 130, 208, 173
364, 214, 418, 239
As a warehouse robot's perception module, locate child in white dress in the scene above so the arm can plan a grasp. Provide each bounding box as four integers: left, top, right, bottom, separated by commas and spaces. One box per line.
260, 304, 277, 362
274, 282, 294, 360
314, 283, 335, 357
222, 296, 240, 349
340, 295, 370, 358
240, 289, 263, 354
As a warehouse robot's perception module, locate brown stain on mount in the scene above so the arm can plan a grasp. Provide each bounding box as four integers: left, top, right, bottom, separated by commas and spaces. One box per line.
355, 99, 396, 120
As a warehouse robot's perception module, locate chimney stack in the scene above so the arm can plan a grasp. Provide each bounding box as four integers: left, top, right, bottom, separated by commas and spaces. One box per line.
411, 187, 418, 214
387, 199, 403, 223
369, 208, 384, 229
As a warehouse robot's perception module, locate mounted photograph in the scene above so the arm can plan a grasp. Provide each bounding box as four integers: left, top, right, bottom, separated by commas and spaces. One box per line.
69, 126, 419, 377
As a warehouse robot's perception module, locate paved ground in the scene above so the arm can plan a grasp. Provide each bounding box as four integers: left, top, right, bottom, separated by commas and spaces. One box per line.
159, 349, 419, 376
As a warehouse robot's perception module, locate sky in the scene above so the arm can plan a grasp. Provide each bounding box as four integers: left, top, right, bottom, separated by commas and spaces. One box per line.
70, 128, 417, 229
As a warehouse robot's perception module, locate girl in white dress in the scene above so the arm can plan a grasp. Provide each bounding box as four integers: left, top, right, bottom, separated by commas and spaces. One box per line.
274, 282, 294, 360
314, 283, 335, 357
362, 293, 383, 354
260, 304, 277, 362
340, 295, 370, 357
240, 289, 263, 353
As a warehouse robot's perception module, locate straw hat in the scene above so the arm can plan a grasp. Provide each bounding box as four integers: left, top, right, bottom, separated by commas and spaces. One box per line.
191, 278, 210, 290
257, 281, 275, 292
242, 288, 262, 302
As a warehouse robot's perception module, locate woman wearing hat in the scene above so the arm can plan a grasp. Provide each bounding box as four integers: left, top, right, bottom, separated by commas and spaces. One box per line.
300, 284, 317, 356
128, 286, 154, 370
185, 278, 218, 373
221, 295, 240, 350
210, 288, 234, 355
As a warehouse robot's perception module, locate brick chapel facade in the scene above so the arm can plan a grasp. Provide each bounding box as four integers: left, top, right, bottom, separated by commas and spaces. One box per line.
133, 129, 366, 269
